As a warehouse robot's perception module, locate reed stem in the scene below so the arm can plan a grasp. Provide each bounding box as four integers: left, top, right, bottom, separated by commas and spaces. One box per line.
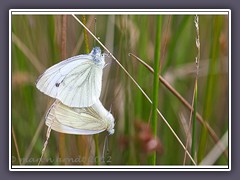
150, 15, 162, 165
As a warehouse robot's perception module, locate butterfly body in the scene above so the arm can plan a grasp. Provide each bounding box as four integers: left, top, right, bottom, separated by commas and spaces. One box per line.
90, 46, 105, 65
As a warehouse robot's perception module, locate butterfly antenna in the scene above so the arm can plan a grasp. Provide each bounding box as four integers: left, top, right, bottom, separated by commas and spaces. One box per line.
93, 17, 97, 47
103, 52, 114, 68
103, 61, 113, 69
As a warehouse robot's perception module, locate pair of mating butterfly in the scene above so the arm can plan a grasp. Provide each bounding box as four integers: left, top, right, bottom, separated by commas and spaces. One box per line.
36, 47, 115, 135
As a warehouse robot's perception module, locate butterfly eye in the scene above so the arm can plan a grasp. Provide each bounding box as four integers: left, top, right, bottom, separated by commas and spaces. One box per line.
103, 52, 110, 58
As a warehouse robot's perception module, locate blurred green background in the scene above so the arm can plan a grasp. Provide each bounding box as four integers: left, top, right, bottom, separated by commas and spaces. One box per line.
11, 14, 229, 166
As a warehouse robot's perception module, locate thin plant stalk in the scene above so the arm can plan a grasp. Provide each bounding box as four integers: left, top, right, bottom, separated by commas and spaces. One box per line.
94, 134, 100, 165
38, 120, 53, 165
61, 15, 67, 59
72, 14, 196, 165
183, 87, 195, 165
192, 83, 197, 161
38, 101, 57, 165
191, 15, 200, 162
12, 126, 21, 165
185, 15, 200, 164
150, 15, 162, 165
92, 61, 100, 163
82, 15, 90, 54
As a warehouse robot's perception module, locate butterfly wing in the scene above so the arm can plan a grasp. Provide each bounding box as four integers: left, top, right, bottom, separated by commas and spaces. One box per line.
56, 61, 103, 108
91, 100, 115, 134
36, 54, 104, 107
45, 101, 107, 135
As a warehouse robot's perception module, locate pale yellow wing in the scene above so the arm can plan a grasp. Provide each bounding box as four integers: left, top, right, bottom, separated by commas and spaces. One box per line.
45, 101, 107, 135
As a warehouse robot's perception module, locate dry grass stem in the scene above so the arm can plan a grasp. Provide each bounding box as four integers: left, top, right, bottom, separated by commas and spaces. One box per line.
12, 126, 21, 165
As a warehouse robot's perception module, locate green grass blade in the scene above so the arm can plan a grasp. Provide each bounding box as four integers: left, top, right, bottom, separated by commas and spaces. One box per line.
191, 83, 197, 161
149, 15, 162, 165
191, 15, 200, 163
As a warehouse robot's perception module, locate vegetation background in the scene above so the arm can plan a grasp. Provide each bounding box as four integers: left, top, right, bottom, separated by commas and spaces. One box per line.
11, 14, 229, 166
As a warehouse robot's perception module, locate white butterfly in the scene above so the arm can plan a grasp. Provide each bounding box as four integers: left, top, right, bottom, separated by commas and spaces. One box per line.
36, 47, 105, 108
45, 100, 115, 135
